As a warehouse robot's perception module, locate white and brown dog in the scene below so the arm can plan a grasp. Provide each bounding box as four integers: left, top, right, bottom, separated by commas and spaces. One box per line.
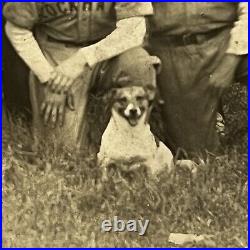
97, 53, 197, 179
97, 85, 174, 178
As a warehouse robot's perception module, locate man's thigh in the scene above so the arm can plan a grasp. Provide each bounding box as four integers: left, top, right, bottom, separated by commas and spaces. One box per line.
147, 29, 233, 155
91, 46, 158, 93
29, 44, 94, 151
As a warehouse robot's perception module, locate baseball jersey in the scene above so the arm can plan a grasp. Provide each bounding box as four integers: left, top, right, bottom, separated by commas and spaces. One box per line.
3, 2, 153, 43
149, 2, 238, 35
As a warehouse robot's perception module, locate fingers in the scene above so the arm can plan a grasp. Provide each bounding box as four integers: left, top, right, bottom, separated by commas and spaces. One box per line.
67, 92, 75, 111
51, 105, 58, 128
52, 74, 64, 93
48, 71, 75, 94
41, 103, 61, 127
57, 77, 74, 94
41, 99, 58, 127
63, 78, 75, 94
40, 102, 47, 115
47, 71, 58, 88
40, 89, 73, 128
58, 105, 65, 127
43, 103, 52, 125
54, 76, 68, 94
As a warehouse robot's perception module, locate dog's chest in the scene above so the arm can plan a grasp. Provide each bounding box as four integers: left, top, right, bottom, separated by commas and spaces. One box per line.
99, 115, 157, 161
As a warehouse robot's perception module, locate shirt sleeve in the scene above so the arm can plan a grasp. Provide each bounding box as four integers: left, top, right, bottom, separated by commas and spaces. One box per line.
77, 17, 147, 68
115, 2, 153, 20
3, 2, 40, 30
226, 2, 248, 55
5, 21, 54, 83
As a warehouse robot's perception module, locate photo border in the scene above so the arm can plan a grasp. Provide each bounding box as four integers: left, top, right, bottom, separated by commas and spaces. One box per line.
0, 0, 248, 249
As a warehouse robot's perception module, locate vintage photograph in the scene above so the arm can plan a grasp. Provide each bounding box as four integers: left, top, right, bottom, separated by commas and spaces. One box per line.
2, 2, 248, 248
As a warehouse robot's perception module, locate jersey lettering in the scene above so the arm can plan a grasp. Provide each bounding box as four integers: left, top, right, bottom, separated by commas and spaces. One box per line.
40, 2, 108, 19
96, 2, 105, 11
44, 4, 58, 16
82, 3, 92, 11
57, 2, 69, 14
69, 2, 78, 13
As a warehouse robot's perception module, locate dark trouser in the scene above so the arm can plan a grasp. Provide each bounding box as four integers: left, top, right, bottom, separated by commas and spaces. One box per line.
30, 40, 155, 152
147, 28, 248, 157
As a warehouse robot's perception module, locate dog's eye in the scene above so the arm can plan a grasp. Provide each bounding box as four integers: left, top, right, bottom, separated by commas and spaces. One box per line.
118, 97, 127, 103
136, 96, 145, 101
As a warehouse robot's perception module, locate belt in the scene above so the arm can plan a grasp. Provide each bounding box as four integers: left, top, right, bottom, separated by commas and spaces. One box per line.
151, 27, 225, 46
47, 35, 100, 47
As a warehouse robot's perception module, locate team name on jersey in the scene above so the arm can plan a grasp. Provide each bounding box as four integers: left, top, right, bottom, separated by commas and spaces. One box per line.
40, 2, 111, 18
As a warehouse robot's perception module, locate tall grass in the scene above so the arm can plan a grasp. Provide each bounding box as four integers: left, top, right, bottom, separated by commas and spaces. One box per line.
2, 84, 247, 248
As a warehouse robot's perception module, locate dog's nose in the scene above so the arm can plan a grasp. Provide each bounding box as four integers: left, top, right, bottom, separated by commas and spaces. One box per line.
129, 108, 138, 116
124, 104, 141, 117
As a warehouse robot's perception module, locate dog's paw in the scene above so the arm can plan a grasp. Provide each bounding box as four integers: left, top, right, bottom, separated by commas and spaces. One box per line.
101, 167, 109, 182
175, 160, 200, 175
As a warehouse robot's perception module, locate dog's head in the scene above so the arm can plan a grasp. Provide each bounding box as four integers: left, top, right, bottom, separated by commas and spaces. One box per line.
109, 86, 155, 127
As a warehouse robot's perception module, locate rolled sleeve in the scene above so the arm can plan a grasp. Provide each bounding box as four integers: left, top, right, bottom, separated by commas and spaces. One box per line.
227, 2, 248, 55
115, 2, 153, 20
3, 2, 40, 30
81, 17, 146, 68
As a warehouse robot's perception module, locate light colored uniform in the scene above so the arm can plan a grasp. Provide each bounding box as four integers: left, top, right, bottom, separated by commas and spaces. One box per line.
3, 2, 153, 151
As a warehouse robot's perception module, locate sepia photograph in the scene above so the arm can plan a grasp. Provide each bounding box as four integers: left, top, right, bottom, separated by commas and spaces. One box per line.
2, 2, 248, 248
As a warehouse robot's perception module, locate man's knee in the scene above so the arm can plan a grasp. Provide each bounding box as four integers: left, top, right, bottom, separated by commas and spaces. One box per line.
111, 47, 161, 88
94, 47, 161, 92
116, 47, 151, 64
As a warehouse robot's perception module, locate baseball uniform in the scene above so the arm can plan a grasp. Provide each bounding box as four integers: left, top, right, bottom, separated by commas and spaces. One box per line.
147, 2, 248, 157
3, 2, 153, 151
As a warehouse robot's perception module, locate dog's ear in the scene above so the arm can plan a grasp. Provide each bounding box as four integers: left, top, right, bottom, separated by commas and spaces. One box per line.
150, 56, 162, 75
145, 85, 156, 102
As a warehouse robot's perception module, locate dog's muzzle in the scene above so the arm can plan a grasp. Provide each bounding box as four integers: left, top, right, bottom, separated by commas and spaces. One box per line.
124, 104, 141, 117
124, 104, 142, 126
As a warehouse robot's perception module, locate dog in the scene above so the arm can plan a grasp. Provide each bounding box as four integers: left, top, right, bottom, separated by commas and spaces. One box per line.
97, 85, 175, 179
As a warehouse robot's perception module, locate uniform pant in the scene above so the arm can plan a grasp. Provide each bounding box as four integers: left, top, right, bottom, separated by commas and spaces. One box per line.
30, 32, 153, 153
148, 28, 248, 157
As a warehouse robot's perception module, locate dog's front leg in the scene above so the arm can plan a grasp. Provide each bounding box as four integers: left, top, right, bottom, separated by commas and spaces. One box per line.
98, 156, 117, 182
101, 166, 108, 182
97, 155, 109, 181
175, 159, 201, 175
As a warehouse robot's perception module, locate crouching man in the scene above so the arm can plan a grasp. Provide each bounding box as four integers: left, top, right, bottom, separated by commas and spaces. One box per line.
3, 2, 153, 152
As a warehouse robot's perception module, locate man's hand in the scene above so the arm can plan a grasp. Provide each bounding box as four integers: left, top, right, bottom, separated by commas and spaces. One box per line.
40, 88, 70, 127
209, 54, 241, 89
47, 71, 74, 94
47, 52, 87, 94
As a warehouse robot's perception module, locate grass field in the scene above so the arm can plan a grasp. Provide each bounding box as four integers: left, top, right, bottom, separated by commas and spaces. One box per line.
2, 83, 248, 248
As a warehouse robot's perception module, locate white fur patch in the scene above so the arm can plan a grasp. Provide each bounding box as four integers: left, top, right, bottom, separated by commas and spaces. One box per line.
98, 109, 173, 175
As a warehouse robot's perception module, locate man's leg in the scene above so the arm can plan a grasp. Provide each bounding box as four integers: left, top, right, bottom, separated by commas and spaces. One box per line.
29, 71, 92, 153
29, 40, 94, 153
148, 29, 234, 158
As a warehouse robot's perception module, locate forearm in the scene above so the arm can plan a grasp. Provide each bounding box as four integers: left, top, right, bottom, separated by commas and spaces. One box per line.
75, 17, 146, 68
226, 2, 248, 55
5, 21, 53, 83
